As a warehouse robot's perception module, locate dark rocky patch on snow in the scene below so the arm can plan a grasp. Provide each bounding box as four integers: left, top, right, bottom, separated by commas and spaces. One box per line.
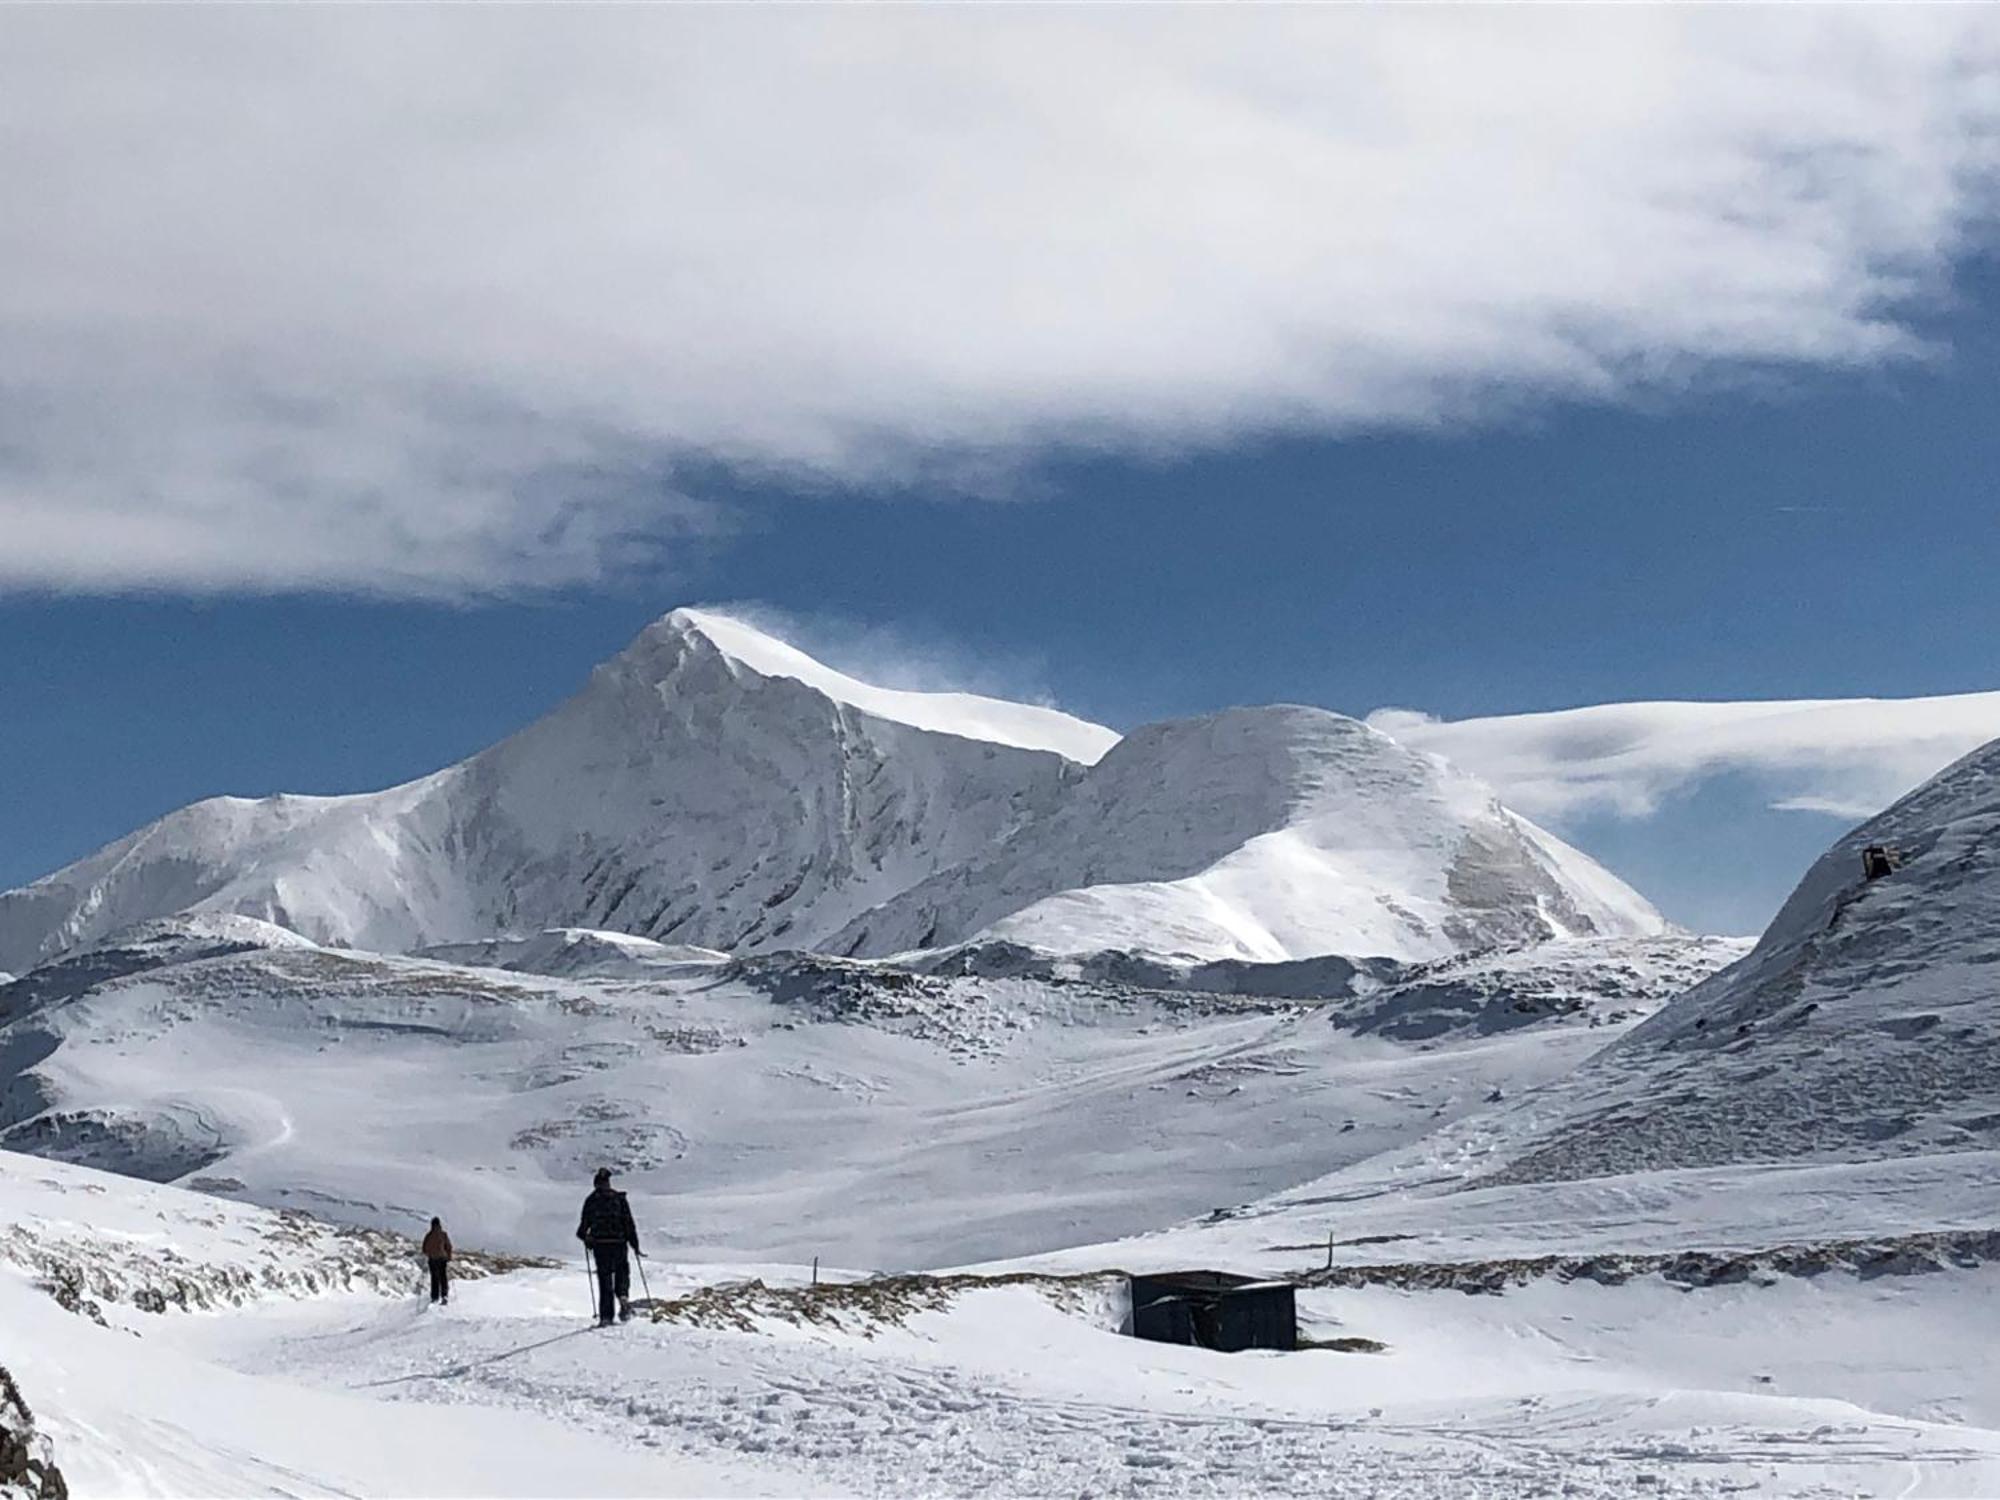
0, 914, 309, 1026
1295, 1226, 2000, 1296
644, 1269, 1122, 1338
1, 1103, 228, 1182
1326, 936, 1746, 1042
0, 1366, 65, 1500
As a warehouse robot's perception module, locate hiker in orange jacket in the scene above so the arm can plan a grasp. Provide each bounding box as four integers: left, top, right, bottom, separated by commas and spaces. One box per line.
422, 1216, 453, 1304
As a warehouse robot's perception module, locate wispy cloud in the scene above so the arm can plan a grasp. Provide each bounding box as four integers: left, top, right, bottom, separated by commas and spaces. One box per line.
4, 8, 1999, 595
1770, 793, 1885, 819
1369, 695, 2000, 827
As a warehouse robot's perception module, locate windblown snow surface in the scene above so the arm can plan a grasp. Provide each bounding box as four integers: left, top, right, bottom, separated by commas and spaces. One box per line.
0, 609, 1662, 974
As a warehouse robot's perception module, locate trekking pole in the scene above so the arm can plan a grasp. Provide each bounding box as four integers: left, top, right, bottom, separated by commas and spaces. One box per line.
584, 1247, 596, 1320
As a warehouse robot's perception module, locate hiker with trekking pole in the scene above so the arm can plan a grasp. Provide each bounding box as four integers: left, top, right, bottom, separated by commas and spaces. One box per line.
421, 1216, 453, 1305
577, 1166, 647, 1326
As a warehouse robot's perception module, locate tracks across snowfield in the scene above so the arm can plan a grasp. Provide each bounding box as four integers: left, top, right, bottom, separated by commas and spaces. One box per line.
14, 1104, 2000, 1496
10, 1150, 2000, 1500
157, 1262, 2000, 1499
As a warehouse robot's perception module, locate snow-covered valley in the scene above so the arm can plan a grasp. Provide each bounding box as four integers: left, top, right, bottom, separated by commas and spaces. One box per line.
7, 611, 2000, 1497
0, 915, 1733, 1269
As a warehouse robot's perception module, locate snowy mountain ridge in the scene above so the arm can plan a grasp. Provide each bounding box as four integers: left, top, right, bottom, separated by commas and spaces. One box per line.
0, 608, 1663, 973
835, 704, 1662, 963
0, 610, 1091, 971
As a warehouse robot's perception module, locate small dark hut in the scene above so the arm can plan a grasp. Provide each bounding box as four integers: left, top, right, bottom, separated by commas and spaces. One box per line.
1129, 1271, 1296, 1352
1862, 844, 1901, 881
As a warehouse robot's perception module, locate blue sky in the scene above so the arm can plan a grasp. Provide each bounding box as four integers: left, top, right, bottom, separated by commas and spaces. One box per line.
4, 10, 1999, 934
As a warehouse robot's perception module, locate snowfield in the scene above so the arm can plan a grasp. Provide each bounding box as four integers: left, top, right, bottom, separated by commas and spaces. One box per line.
10, 1146, 2000, 1499
0, 917, 1730, 1268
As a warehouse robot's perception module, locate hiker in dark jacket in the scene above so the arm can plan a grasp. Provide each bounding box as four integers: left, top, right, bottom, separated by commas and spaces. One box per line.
421, 1216, 453, 1304
576, 1167, 641, 1325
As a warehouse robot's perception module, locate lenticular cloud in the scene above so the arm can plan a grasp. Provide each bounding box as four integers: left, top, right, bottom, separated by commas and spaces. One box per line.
2, 7, 1997, 594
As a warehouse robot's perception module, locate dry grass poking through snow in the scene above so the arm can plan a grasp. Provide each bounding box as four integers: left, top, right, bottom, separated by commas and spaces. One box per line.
4, 1208, 552, 1326
1295, 1226, 2000, 1296
644, 1269, 1125, 1337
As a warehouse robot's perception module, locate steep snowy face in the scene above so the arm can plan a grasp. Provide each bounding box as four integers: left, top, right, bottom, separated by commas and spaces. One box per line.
673, 610, 1117, 764
432, 613, 1090, 954
1474, 735, 2000, 1184
0, 612, 1098, 970
833, 706, 1665, 964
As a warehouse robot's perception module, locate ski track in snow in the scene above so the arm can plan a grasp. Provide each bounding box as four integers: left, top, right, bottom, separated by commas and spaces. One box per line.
71, 1264, 2000, 1500
11, 1135, 2000, 1498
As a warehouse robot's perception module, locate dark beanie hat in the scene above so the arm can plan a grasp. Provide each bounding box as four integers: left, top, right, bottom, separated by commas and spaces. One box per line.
594, 1167, 612, 1185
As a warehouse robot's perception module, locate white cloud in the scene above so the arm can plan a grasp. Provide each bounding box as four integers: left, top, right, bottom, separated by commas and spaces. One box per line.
1368, 694, 2000, 827
3, 8, 1999, 594
1768, 794, 1889, 820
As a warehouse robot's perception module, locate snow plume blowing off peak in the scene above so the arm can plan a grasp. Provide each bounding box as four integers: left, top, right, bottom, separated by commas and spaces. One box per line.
638, 609, 1116, 765
0, 608, 1661, 974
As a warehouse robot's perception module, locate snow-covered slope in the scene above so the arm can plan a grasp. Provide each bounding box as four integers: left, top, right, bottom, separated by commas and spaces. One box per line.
1520, 732, 2000, 1181
0, 910, 1737, 1267
835, 706, 1666, 964
1314, 732, 2000, 1191
0, 611, 1104, 972
21, 1144, 2000, 1500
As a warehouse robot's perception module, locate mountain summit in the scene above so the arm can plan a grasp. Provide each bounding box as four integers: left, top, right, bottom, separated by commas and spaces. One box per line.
0, 610, 1662, 972
0, 611, 1100, 970
835, 704, 1661, 963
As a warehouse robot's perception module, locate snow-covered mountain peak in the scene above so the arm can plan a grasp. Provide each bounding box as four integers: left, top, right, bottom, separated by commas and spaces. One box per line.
0, 612, 1662, 976
835, 701, 1666, 964
602, 607, 1118, 765
0, 612, 1096, 971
